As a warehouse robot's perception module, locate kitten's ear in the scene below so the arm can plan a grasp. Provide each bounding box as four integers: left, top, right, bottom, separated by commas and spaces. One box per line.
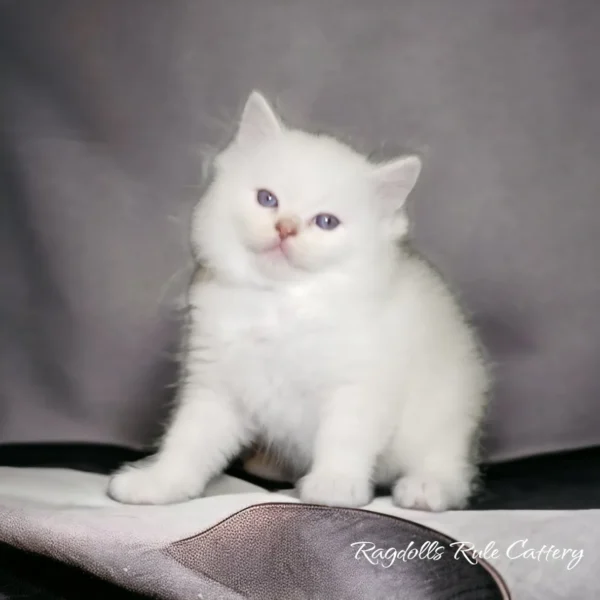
372, 154, 422, 213
236, 91, 282, 147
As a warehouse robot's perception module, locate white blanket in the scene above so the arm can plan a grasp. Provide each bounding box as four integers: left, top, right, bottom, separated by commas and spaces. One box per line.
0, 467, 596, 599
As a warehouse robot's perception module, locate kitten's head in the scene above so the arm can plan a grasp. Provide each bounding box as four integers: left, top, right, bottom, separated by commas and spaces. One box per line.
192, 91, 421, 285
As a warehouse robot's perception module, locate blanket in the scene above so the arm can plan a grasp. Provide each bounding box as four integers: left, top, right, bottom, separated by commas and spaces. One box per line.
0, 467, 596, 599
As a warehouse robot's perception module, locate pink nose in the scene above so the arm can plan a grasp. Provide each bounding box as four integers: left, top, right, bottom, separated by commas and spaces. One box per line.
275, 218, 298, 240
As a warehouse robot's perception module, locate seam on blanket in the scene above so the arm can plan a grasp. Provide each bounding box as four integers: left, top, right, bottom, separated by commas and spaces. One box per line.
160, 547, 248, 599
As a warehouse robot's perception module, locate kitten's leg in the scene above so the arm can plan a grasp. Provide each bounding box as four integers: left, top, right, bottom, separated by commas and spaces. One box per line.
298, 386, 387, 508
108, 387, 249, 505
391, 418, 479, 512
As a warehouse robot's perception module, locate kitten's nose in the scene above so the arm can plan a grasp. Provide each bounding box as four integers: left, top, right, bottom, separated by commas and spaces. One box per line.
275, 218, 298, 240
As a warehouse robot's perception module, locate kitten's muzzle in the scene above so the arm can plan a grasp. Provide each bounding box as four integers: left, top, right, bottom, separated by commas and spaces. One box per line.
275, 218, 299, 240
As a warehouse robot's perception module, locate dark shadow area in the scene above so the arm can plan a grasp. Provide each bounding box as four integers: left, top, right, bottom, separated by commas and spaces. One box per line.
0, 542, 153, 600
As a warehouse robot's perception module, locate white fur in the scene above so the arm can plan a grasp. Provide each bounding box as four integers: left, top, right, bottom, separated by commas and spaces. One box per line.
108, 91, 490, 511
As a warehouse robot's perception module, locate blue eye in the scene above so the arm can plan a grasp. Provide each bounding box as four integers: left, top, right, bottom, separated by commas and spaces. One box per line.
257, 189, 278, 208
314, 213, 341, 230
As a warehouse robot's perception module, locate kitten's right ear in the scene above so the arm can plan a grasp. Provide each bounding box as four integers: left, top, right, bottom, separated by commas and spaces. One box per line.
235, 91, 282, 147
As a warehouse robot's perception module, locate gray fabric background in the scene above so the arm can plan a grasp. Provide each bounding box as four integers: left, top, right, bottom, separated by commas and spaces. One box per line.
1, 0, 599, 461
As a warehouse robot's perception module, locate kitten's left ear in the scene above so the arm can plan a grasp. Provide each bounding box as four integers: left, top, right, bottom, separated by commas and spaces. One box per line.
236, 90, 282, 147
372, 154, 422, 213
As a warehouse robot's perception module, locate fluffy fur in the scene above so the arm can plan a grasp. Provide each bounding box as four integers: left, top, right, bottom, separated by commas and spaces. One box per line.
108, 91, 490, 511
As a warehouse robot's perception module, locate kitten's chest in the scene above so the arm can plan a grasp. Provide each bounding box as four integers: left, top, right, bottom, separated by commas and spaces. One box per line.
197, 284, 347, 394
218, 288, 329, 363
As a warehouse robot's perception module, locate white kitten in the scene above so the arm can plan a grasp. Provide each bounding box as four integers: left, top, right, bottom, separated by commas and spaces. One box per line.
108, 91, 490, 511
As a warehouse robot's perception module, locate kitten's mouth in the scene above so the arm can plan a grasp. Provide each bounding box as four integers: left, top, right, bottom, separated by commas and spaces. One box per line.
263, 240, 291, 259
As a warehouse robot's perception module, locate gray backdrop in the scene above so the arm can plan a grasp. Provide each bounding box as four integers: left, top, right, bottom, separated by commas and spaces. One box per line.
1, 0, 599, 462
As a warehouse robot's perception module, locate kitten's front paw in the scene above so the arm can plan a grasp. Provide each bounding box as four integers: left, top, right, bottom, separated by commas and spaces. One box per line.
392, 475, 468, 512
108, 460, 204, 505
298, 470, 372, 508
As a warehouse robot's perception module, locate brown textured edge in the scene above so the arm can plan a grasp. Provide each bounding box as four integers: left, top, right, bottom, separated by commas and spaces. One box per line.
163, 502, 512, 599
